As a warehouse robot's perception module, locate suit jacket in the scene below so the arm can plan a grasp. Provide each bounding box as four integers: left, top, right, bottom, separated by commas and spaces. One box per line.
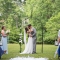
31, 27, 36, 38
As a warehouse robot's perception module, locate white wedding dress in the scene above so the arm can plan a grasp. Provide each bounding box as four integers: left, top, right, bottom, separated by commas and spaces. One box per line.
20, 36, 33, 54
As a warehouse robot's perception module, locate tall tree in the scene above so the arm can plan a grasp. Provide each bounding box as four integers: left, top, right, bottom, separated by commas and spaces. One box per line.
45, 12, 60, 43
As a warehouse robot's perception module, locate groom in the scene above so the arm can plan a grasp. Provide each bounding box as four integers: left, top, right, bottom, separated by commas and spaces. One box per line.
28, 24, 37, 54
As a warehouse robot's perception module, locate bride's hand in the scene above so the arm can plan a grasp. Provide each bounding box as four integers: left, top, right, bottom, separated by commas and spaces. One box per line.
29, 34, 32, 37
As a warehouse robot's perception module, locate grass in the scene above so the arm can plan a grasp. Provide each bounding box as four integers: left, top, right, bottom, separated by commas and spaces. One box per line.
1, 44, 59, 60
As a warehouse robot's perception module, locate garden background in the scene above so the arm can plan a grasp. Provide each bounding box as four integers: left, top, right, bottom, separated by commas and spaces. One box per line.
0, 0, 60, 60
0, 0, 60, 44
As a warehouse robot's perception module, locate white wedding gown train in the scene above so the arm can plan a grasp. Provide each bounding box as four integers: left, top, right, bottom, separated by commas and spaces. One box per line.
20, 37, 33, 54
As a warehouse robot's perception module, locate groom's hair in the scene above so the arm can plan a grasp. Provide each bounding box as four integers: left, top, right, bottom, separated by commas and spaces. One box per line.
28, 24, 32, 27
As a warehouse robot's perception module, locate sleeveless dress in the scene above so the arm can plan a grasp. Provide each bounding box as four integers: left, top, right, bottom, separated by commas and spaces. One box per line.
20, 36, 33, 54
1, 30, 8, 54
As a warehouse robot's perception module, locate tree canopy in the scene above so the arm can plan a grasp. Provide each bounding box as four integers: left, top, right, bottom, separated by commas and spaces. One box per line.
0, 0, 60, 44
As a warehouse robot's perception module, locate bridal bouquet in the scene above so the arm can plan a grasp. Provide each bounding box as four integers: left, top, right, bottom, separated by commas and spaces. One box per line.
6, 30, 10, 34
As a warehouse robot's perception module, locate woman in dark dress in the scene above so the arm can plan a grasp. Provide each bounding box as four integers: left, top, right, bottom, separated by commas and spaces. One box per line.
0, 47, 4, 59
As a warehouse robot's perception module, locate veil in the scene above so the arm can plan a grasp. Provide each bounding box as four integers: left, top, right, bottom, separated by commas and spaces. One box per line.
24, 29, 26, 48
58, 30, 60, 37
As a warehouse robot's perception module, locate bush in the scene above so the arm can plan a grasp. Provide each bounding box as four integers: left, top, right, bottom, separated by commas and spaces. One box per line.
8, 27, 20, 43
44, 39, 55, 44
9, 40, 18, 44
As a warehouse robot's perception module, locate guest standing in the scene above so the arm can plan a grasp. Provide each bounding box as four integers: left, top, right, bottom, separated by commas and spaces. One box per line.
1, 26, 8, 54
0, 46, 5, 59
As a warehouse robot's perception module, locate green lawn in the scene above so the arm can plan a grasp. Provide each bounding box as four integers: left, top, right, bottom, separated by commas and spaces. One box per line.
1, 44, 59, 60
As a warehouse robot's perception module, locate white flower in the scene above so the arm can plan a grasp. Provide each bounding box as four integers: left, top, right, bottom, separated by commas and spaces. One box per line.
19, 40, 22, 43
9, 57, 48, 60
6, 30, 10, 34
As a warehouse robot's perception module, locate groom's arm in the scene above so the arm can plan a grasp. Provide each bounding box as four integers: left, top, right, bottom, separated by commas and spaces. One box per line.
31, 28, 36, 37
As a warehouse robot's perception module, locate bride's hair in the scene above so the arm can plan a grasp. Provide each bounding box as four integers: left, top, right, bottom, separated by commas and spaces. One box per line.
25, 27, 28, 33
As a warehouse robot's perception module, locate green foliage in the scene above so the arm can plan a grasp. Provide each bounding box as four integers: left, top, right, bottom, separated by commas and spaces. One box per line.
0, 0, 60, 44
28, 0, 60, 44
27, 0, 56, 44
45, 12, 60, 44
0, 0, 24, 43
9, 27, 20, 43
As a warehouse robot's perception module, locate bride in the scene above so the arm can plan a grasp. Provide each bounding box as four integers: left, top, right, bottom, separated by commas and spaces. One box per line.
20, 27, 33, 54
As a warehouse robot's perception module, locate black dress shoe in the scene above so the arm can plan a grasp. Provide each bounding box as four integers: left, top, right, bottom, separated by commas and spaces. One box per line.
32, 52, 36, 54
